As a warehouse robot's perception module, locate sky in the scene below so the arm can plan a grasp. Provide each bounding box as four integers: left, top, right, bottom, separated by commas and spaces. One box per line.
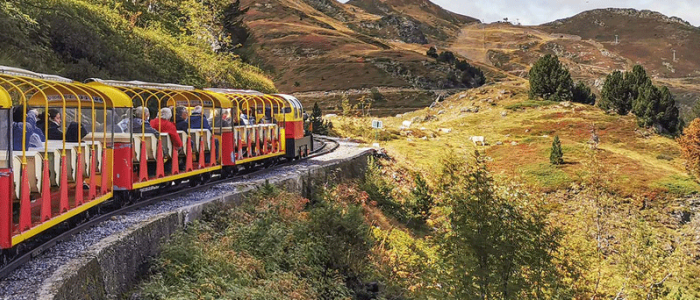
339, 0, 700, 27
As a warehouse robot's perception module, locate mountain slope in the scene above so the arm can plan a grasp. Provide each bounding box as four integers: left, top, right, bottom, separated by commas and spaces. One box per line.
239, 0, 487, 94
0, 0, 276, 92
347, 0, 478, 42
539, 8, 700, 78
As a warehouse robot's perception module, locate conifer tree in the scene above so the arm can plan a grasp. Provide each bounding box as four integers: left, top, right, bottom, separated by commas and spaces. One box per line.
550, 135, 563, 165
572, 81, 596, 105
599, 70, 631, 115
410, 172, 433, 222
528, 54, 574, 101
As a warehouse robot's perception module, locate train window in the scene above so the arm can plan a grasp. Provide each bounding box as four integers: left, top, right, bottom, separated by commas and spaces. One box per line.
0, 109, 8, 168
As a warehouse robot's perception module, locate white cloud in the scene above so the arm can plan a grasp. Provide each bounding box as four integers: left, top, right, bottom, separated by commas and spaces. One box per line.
338, 0, 700, 26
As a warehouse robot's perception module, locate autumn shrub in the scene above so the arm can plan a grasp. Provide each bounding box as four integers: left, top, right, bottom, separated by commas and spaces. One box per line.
134, 183, 381, 299
678, 118, 700, 179
359, 157, 410, 222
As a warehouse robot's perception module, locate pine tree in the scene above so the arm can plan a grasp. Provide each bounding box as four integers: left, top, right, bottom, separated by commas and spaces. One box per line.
528, 54, 574, 101
426, 46, 438, 58
624, 65, 652, 101
632, 83, 680, 133
310, 102, 331, 135
410, 173, 433, 222
572, 81, 596, 105
437, 152, 562, 298
550, 135, 563, 165
599, 70, 631, 115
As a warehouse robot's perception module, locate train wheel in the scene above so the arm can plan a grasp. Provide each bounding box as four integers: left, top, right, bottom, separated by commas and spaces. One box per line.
189, 176, 200, 187
201, 173, 211, 184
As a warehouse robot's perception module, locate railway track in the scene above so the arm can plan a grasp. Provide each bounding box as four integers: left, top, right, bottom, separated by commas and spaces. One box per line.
0, 136, 339, 280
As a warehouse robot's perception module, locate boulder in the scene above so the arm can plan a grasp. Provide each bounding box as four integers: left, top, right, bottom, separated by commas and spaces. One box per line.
511, 141, 519, 146
501, 111, 508, 117
402, 120, 412, 128
439, 128, 453, 134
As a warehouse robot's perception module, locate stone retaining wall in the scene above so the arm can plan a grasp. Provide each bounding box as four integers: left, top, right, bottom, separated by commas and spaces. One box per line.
38, 150, 373, 300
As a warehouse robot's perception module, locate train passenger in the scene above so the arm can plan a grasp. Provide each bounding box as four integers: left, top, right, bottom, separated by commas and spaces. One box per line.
175, 106, 189, 131
65, 122, 88, 143
12, 107, 44, 150
211, 109, 232, 128
188, 106, 212, 132
37, 109, 63, 140
150, 107, 183, 149
131, 106, 159, 135
240, 109, 255, 125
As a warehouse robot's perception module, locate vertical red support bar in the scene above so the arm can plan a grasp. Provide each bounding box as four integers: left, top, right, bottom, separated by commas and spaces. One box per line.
255, 128, 261, 156
156, 140, 164, 178
262, 127, 268, 154
246, 128, 253, 157
19, 165, 31, 232
59, 155, 69, 212
171, 147, 180, 175
75, 152, 84, 206
139, 141, 148, 182
0, 169, 13, 248
100, 150, 108, 195
40, 160, 51, 222
209, 136, 216, 167
88, 149, 97, 200
185, 137, 194, 172
198, 137, 205, 169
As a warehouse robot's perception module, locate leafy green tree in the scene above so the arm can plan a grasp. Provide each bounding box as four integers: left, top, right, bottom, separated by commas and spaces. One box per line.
572, 81, 596, 105
437, 152, 564, 299
599, 70, 631, 114
410, 173, 433, 222
528, 54, 574, 101
550, 135, 564, 165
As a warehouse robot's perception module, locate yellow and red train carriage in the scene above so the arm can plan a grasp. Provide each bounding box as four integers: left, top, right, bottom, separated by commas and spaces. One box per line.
0, 67, 116, 250
0, 66, 313, 253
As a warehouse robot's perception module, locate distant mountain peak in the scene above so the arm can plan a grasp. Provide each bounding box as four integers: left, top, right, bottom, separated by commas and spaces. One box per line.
547, 8, 693, 28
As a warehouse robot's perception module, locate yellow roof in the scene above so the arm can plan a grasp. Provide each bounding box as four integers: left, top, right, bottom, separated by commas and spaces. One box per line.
85, 82, 135, 108
204, 90, 232, 109
28, 84, 118, 108
0, 87, 10, 108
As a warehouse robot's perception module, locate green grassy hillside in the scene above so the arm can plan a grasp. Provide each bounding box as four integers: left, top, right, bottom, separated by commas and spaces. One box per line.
0, 0, 275, 92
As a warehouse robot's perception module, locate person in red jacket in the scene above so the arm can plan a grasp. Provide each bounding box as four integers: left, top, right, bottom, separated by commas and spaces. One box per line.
150, 107, 183, 150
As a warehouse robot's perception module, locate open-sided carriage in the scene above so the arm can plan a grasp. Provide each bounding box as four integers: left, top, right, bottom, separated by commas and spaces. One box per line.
0, 67, 115, 250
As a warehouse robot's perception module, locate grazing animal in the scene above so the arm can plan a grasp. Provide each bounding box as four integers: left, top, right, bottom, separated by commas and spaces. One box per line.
469, 136, 485, 146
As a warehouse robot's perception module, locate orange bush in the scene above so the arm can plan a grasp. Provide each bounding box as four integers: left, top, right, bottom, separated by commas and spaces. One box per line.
677, 118, 700, 179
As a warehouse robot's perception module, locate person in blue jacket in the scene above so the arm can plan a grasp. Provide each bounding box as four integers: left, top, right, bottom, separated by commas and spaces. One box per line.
188, 106, 211, 132
12, 107, 44, 150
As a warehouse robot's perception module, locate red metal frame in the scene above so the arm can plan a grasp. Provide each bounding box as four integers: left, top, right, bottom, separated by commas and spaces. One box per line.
0, 168, 12, 248
113, 143, 134, 190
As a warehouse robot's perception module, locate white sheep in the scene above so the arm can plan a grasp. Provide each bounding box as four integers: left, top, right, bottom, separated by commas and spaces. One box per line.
469, 136, 486, 146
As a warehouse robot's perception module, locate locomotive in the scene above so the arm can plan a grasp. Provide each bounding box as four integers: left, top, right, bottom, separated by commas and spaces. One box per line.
0, 66, 313, 254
